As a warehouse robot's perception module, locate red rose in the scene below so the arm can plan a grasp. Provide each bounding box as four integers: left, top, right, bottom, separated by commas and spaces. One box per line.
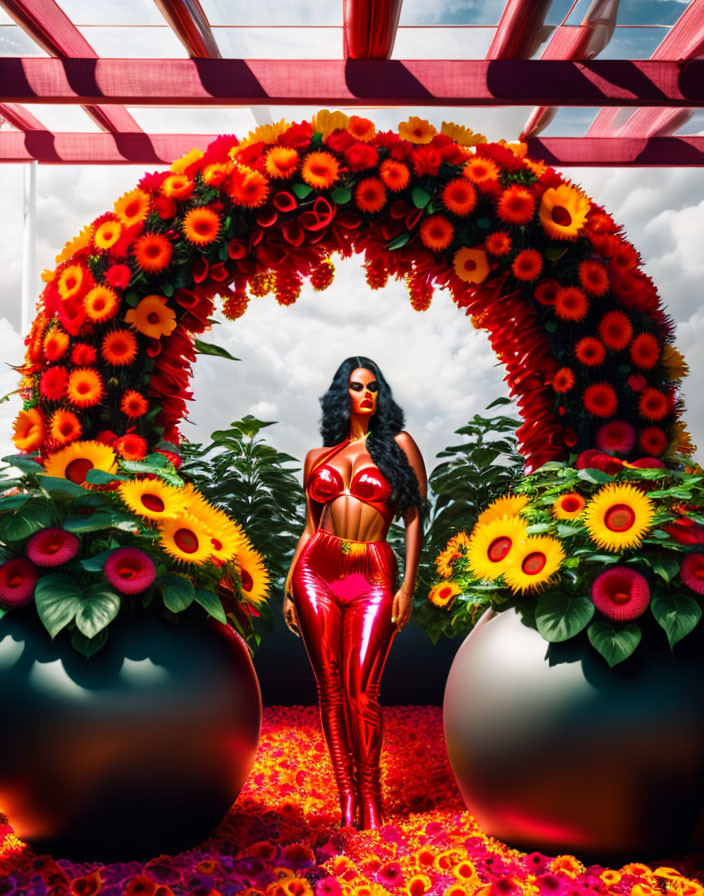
237, 141, 266, 167
71, 343, 97, 366
343, 142, 378, 171
411, 146, 442, 177
575, 450, 624, 476
114, 433, 147, 461
105, 264, 131, 290
327, 129, 356, 153
280, 121, 313, 150
96, 430, 117, 445
153, 194, 177, 220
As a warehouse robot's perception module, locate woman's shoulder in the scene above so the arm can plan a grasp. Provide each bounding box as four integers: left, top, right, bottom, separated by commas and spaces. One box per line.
303, 445, 332, 478
393, 430, 420, 454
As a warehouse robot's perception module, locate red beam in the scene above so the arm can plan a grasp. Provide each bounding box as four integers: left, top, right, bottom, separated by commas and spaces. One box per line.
0, 131, 703, 167
1, 57, 703, 106
0, 101, 44, 129
487, 0, 553, 59
343, 0, 403, 59
153, 0, 221, 58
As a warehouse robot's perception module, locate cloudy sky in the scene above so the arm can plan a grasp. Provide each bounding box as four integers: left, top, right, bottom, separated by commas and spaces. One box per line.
0, 0, 702, 477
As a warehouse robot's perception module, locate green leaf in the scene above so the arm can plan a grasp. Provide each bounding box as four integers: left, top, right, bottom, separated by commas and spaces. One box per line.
36, 475, 89, 497
0, 606, 6, 621
35, 573, 84, 639
545, 245, 568, 261
0, 494, 31, 511
332, 187, 352, 205
63, 512, 135, 533
544, 320, 557, 333
386, 232, 410, 251
195, 588, 227, 624
476, 217, 492, 229
193, 339, 240, 362
587, 620, 641, 666
80, 549, 114, 572
71, 628, 108, 658
125, 291, 140, 308
650, 555, 681, 583
75, 588, 121, 639
1, 454, 43, 475
0, 501, 53, 542
162, 574, 195, 613
535, 592, 595, 642
411, 187, 430, 209
85, 468, 127, 485
292, 182, 312, 199
577, 468, 615, 484
556, 523, 582, 538
485, 397, 512, 409
651, 590, 701, 649
120, 459, 183, 487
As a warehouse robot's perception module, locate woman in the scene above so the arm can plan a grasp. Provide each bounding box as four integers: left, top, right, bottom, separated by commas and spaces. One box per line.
283, 356, 427, 830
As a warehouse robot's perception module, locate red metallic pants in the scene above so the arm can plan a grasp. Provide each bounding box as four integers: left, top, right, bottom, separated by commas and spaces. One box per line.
291, 528, 398, 829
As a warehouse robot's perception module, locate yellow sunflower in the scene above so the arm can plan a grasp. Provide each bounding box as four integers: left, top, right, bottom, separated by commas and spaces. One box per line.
398, 116, 437, 144
94, 218, 123, 250
435, 531, 471, 578
552, 492, 586, 520
125, 294, 177, 339
235, 118, 288, 151
169, 148, 204, 174
118, 478, 188, 521
441, 121, 486, 146
42, 440, 117, 487
476, 494, 530, 527
159, 512, 212, 564
181, 484, 246, 561
114, 188, 151, 228
235, 538, 270, 605
312, 109, 350, 140
539, 184, 590, 241
503, 536, 564, 593
467, 516, 529, 581
428, 581, 461, 608
584, 483, 655, 552
662, 344, 689, 381
55, 224, 93, 265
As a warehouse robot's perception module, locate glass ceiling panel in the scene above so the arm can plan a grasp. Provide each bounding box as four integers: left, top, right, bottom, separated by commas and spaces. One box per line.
202, 0, 341, 26
124, 107, 258, 134
75, 26, 189, 58
21, 104, 103, 132
398, 0, 506, 26
392, 27, 494, 58
215, 27, 340, 59
58, 0, 166, 27
0, 23, 48, 56
599, 27, 667, 59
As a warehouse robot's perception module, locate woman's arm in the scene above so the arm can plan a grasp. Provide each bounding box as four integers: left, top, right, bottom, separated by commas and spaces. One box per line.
392, 431, 428, 629
283, 450, 321, 635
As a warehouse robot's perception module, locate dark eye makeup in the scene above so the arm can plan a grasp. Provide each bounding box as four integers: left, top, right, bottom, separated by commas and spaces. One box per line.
350, 381, 379, 392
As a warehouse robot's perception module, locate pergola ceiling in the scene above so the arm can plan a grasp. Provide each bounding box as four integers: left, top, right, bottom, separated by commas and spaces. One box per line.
0, 0, 703, 166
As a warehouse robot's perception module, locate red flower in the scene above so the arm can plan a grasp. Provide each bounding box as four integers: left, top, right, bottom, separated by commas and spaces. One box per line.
114, 433, 148, 461
552, 367, 575, 393
583, 383, 617, 418
71, 343, 97, 366
343, 142, 378, 171
578, 259, 609, 296
639, 426, 667, 456
576, 450, 624, 476
598, 310, 632, 351
575, 337, 606, 367
512, 249, 542, 281
534, 279, 559, 306
596, 420, 635, 455
591, 566, 650, 622
104, 547, 156, 595
40, 365, 69, 401
411, 145, 442, 177
326, 129, 355, 153
663, 518, 704, 547
638, 387, 669, 421
280, 121, 313, 150
630, 332, 660, 369
105, 264, 131, 289
26, 527, 80, 568
681, 552, 704, 596
0, 557, 39, 608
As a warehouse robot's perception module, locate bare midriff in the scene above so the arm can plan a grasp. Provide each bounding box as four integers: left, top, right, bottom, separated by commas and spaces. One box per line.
318, 496, 389, 544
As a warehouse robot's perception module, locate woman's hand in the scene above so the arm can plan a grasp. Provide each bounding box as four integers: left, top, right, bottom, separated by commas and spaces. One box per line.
283, 593, 301, 638
391, 585, 413, 631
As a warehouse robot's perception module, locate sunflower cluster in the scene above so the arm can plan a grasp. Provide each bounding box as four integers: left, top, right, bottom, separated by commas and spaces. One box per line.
427, 453, 704, 665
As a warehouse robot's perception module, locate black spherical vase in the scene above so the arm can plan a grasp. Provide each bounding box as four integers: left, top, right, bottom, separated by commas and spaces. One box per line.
443, 605, 704, 861
0, 603, 262, 863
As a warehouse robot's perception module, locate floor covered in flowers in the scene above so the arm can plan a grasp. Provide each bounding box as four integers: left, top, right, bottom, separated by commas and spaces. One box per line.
1, 706, 703, 896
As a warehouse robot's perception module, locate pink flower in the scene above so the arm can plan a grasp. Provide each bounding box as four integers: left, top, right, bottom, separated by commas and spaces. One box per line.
104, 547, 156, 595
575, 449, 623, 476
681, 552, 704, 595
26, 528, 80, 567
591, 566, 650, 622
0, 557, 39, 607
596, 420, 635, 456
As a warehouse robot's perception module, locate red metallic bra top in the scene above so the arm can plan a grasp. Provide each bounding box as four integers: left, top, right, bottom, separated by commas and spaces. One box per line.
306, 439, 394, 525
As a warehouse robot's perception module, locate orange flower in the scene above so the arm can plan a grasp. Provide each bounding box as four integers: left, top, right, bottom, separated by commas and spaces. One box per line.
114, 188, 150, 227
265, 146, 299, 179
575, 336, 606, 366
84, 285, 119, 323
540, 184, 590, 240
125, 294, 177, 339
486, 232, 511, 256
101, 329, 138, 366
639, 387, 669, 421
583, 383, 618, 418
553, 367, 575, 393
348, 115, 376, 142
497, 186, 535, 225
420, 215, 454, 251
183, 207, 220, 245
43, 327, 69, 361
379, 159, 410, 192
228, 167, 270, 208
463, 157, 500, 184
554, 286, 588, 322
355, 178, 387, 213
579, 259, 609, 296
598, 310, 632, 350
134, 233, 172, 273
301, 151, 340, 190
553, 492, 586, 520
512, 249, 542, 281
202, 161, 233, 186
120, 389, 148, 418
57, 263, 90, 301
94, 218, 123, 250
453, 247, 489, 284
441, 179, 477, 216
12, 408, 44, 452
630, 332, 660, 369
50, 409, 82, 446
161, 174, 194, 200
67, 368, 104, 407
534, 279, 559, 306
640, 426, 667, 455
398, 116, 437, 144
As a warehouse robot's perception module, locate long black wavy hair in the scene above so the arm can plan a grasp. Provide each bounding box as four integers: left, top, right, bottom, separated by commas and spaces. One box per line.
319, 356, 426, 520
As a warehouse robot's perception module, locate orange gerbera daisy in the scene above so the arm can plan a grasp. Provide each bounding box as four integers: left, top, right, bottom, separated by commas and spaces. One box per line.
120, 389, 149, 418
512, 249, 542, 281
265, 146, 299, 179
125, 294, 177, 339
420, 215, 454, 251
539, 184, 590, 240
441, 179, 477, 216
101, 329, 138, 366
355, 178, 387, 213
84, 285, 119, 323
379, 159, 410, 192
57, 263, 90, 301
43, 327, 69, 361
301, 151, 340, 190
161, 174, 194, 200
12, 407, 44, 452
183, 207, 220, 245
553, 492, 586, 520
497, 186, 535, 225
228, 167, 270, 208
348, 115, 376, 142
133, 233, 172, 273
553, 367, 575, 393
554, 286, 588, 322
486, 231, 511, 256
50, 409, 82, 446
639, 387, 669, 421
453, 247, 489, 284
398, 116, 437, 144
579, 259, 610, 296
575, 336, 606, 366
463, 157, 500, 184
202, 161, 233, 186
67, 368, 104, 407
630, 333, 660, 369
598, 310, 632, 350
114, 188, 150, 227
93, 218, 123, 251
583, 383, 618, 418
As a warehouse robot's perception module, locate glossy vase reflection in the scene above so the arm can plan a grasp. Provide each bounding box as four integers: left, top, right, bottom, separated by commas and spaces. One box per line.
0, 605, 262, 862
443, 606, 704, 859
